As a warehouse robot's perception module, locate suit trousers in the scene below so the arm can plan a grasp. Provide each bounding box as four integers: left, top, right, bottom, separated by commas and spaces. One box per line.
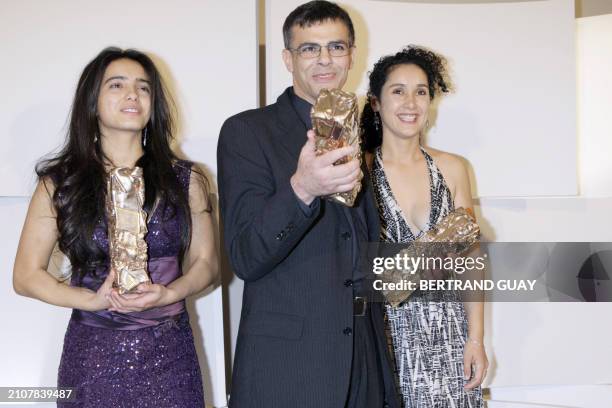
345, 308, 386, 408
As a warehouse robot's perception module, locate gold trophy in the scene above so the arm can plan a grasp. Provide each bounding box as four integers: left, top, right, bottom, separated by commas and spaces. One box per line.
311, 88, 362, 207
381, 208, 481, 307
106, 167, 150, 294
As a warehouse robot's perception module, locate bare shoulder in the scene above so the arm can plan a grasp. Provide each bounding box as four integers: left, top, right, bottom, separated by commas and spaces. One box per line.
31, 177, 58, 215
188, 163, 213, 214
35, 175, 56, 194
421, 146, 469, 182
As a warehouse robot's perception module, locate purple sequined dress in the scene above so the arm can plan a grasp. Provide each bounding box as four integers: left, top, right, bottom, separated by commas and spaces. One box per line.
57, 161, 204, 407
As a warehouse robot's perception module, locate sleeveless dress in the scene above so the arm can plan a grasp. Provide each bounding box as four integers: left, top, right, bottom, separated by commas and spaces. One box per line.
370, 146, 483, 408
57, 160, 204, 407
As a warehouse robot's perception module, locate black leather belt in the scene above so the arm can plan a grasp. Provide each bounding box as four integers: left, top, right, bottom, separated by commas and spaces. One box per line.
353, 296, 368, 316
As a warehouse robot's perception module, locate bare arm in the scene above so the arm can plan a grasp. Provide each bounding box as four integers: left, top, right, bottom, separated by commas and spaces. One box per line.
164, 168, 219, 303
450, 158, 488, 388
12, 179, 113, 311
452, 159, 484, 339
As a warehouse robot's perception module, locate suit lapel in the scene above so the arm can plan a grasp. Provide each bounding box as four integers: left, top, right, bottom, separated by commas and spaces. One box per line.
274, 88, 307, 160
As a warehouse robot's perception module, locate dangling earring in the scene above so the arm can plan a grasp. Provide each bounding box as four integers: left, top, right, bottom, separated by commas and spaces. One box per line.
373, 112, 381, 132
94, 112, 99, 143
142, 127, 148, 147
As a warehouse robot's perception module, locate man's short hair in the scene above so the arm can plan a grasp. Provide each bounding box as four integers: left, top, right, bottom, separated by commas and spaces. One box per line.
283, 1, 355, 49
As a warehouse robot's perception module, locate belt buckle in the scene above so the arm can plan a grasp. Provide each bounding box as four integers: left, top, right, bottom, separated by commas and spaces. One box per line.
353, 296, 367, 316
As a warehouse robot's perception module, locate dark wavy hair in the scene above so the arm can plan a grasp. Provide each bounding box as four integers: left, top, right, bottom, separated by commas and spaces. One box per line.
36, 47, 199, 277
360, 45, 452, 152
283, 0, 355, 48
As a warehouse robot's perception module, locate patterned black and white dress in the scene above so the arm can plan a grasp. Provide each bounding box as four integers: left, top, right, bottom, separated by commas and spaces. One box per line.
370, 146, 483, 408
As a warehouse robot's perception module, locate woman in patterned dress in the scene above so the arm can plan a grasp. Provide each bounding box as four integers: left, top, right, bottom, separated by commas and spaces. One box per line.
13, 47, 218, 406
360, 45, 488, 407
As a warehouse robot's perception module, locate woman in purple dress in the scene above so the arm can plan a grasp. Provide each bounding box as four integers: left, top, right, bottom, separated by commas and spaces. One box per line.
13, 47, 218, 407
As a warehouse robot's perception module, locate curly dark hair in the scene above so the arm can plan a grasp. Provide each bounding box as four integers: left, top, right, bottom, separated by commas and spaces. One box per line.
360, 45, 452, 152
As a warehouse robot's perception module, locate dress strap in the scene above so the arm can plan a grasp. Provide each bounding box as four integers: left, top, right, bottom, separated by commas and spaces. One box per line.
419, 146, 454, 220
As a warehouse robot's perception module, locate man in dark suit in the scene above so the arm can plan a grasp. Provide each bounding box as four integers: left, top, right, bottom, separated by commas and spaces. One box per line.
217, 1, 399, 407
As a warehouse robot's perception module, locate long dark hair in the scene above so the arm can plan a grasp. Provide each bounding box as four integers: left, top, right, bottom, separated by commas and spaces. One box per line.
36, 47, 194, 276
360, 45, 452, 152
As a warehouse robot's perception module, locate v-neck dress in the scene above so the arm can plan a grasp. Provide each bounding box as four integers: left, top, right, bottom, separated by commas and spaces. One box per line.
56, 160, 204, 407
371, 146, 483, 408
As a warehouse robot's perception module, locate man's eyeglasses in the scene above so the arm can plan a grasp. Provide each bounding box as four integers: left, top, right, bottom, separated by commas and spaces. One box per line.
288, 41, 353, 59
